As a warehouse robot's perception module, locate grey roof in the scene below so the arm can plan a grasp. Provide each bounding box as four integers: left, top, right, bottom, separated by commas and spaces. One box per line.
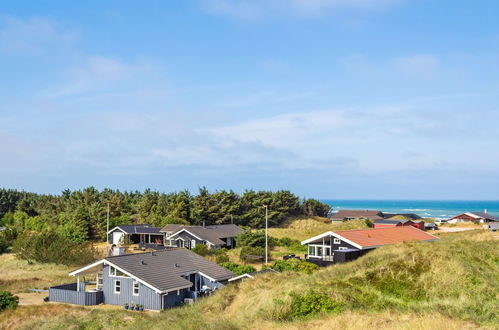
105, 249, 234, 292
112, 224, 161, 234
180, 227, 226, 245
469, 212, 499, 221
160, 224, 185, 233
205, 224, 244, 238
165, 224, 243, 245
330, 210, 385, 220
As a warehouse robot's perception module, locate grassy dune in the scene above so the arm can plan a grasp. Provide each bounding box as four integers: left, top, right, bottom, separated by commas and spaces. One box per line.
267, 217, 369, 241
1, 230, 497, 329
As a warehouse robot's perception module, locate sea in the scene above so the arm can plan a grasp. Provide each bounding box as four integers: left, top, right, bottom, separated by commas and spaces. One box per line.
321, 200, 499, 220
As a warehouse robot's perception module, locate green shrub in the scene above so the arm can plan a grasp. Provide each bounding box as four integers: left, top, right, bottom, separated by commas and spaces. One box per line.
239, 246, 270, 263
13, 230, 97, 266
0, 235, 8, 254
269, 259, 318, 274
192, 244, 208, 256
219, 262, 256, 276
215, 253, 229, 264
275, 237, 307, 253
236, 229, 276, 248
288, 290, 343, 319
0, 291, 19, 311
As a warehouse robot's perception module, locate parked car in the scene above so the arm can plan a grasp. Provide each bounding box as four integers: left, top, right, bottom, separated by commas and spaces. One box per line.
424, 223, 439, 230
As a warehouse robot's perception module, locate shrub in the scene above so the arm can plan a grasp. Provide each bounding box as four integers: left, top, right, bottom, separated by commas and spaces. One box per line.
192, 244, 208, 256
215, 253, 229, 264
0, 291, 19, 311
269, 259, 319, 274
276, 237, 306, 253
219, 262, 256, 276
288, 290, 343, 319
13, 230, 97, 266
0, 235, 8, 254
236, 229, 276, 248
239, 246, 270, 263
300, 199, 331, 217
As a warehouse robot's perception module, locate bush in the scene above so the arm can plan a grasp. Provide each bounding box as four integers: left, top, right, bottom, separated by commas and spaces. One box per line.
13, 230, 97, 266
0, 291, 19, 311
192, 244, 208, 256
215, 253, 229, 264
0, 235, 8, 254
219, 262, 256, 276
288, 290, 343, 319
236, 229, 276, 248
269, 259, 319, 274
276, 237, 307, 253
239, 246, 270, 263
301, 199, 331, 217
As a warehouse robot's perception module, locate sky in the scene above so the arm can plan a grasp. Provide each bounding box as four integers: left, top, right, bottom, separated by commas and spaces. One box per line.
0, 0, 498, 200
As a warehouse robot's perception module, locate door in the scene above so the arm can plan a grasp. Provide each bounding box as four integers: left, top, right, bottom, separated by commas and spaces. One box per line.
112, 232, 124, 245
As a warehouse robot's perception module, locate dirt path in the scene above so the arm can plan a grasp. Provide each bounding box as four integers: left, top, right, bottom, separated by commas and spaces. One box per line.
438, 227, 478, 232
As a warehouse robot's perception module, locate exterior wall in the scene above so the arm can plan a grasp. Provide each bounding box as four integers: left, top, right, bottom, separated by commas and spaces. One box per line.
49, 283, 103, 306
305, 236, 359, 263
102, 264, 162, 310
163, 288, 189, 308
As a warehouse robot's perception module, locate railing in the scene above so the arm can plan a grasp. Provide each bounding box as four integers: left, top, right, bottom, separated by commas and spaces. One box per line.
49, 283, 103, 306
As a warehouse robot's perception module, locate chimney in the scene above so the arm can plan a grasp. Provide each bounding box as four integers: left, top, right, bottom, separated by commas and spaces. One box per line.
174, 263, 179, 268
140, 260, 145, 265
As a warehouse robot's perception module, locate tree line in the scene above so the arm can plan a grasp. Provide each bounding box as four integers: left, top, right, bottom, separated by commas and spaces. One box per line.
0, 187, 330, 243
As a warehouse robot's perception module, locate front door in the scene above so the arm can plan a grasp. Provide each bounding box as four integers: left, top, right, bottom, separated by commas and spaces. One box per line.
176, 239, 184, 247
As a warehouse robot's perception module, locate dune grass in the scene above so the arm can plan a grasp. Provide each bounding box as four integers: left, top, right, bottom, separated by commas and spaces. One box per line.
267, 217, 369, 241
1, 230, 497, 329
0, 254, 73, 294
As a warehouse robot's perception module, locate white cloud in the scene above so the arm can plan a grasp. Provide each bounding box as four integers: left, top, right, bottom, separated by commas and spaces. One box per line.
0, 14, 74, 56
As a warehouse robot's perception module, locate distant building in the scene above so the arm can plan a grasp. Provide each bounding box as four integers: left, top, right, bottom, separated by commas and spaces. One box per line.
373, 219, 425, 231
447, 211, 499, 224
330, 210, 385, 222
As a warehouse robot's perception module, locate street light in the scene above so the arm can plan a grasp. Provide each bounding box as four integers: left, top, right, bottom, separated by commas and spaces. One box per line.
263, 204, 268, 265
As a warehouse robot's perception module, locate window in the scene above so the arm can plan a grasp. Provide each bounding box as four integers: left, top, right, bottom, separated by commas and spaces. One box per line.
317, 247, 323, 256
334, 238, 341, 244
133, 281, 140, 296
339, 247, 348, 250
109, 266, 129, 277
96, 273, 103, 289
114, 280, 121, 294
308, 245, 315, 256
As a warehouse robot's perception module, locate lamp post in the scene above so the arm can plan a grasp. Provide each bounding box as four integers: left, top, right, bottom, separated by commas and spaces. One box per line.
263, 204, 268, 265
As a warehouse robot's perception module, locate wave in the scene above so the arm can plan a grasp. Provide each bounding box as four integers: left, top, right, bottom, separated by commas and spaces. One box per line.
402, 209, 429, 212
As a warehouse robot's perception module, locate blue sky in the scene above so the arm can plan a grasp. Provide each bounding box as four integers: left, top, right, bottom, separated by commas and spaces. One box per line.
1, 0, 498, 199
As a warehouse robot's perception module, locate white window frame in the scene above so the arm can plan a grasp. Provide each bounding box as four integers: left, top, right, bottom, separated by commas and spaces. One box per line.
133, 281, 140, 296
338, 247, 348, 250
191, 239, 196, 248
114, 280, 121, 294
334, 238, 341, 244
109, 265, 129, 278
96, 273, 103, 289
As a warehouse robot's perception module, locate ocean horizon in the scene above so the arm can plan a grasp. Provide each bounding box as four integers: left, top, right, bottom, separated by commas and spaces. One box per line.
321, 200, 499, 220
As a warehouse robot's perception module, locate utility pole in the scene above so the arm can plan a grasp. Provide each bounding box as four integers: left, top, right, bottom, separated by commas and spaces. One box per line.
264, 204, 268, 265
106, 202, 110, 252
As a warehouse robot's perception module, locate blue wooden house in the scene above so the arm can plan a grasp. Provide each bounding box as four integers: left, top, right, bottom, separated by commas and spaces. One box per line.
49, 248, 234, 310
